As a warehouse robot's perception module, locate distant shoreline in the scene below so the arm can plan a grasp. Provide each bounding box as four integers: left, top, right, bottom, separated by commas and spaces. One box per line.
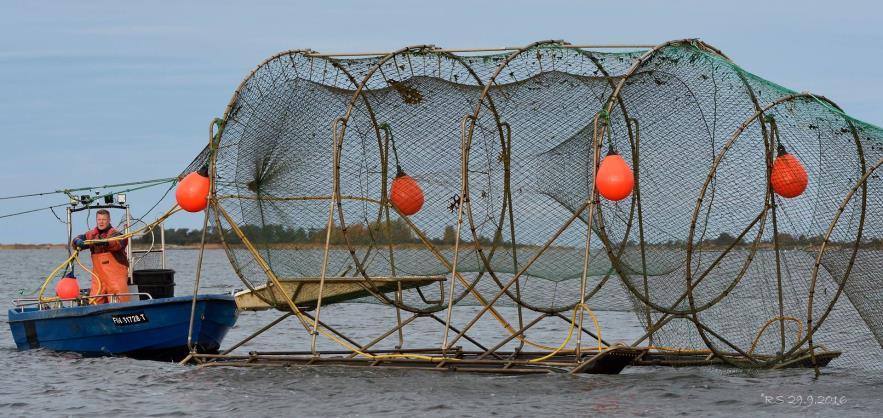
0, 244, 226, 250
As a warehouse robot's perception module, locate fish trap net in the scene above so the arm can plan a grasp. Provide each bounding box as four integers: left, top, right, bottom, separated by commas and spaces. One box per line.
185, 40, 883, 370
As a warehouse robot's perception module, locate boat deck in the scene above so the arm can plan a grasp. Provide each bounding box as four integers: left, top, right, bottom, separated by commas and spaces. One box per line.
234, 276, 445, 311
634, 349, 841, 368
189, 346, 648, 375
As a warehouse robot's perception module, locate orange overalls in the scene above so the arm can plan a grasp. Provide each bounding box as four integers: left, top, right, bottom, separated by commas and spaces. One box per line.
75, 227, 130, 304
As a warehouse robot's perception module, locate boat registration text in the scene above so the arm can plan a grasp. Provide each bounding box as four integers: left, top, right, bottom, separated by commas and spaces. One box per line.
111, 312, 149, 326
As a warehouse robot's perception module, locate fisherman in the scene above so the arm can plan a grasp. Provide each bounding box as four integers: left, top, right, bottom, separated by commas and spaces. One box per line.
72, 209, 130, 304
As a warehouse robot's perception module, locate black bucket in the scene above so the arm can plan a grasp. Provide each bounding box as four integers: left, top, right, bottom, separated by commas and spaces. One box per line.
133, 269, 175, 300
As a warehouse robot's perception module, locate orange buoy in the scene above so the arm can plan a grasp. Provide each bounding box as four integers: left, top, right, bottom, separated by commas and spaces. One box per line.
56, 273, 80, 299
390, 169, 424, 216
771, 146, 808, 198
596, 151, 634, 201
176, 166, 211, 212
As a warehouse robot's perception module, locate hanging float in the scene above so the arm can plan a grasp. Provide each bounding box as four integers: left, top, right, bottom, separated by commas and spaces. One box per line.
596, 150, 634, 201
175, 166, 211, 212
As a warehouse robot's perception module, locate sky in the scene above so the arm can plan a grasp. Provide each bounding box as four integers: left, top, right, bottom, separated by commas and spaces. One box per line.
0, 0, 881, 243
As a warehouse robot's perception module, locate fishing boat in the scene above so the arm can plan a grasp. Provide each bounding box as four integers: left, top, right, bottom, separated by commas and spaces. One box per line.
6, 195, 239, 361
8, 294, 238, 361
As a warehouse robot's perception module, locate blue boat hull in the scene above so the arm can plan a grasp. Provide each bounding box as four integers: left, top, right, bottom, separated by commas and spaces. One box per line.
8, 294, 238, 361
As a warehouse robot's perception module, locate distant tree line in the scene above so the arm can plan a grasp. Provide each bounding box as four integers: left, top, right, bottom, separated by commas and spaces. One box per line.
139, 225, 872, 249
136, 220, 499, 246
648, 232, 860, 249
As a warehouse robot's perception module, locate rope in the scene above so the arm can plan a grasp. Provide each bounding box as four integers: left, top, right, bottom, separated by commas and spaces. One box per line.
0, 178, 177, 221
529, 303, 604, 363
74, 253, 101, 305
16, 284, 42, 296
0, 177, 178, 201
65, 178, 177, 206
36, 252, 78, 302
598, 109, 616, 153
379, 123, 405, 175
0, 203, 71, 220
83, 205, 181, 245
765, 115, 788, 155
35, 204, 181, 302
1, 191, 69, 201
748, 316, 804, 355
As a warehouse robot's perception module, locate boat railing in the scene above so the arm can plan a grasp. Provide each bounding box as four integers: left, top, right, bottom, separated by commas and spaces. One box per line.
11, 292, 154, 312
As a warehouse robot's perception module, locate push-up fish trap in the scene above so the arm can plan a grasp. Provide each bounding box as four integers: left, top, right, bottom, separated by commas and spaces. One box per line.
181, 39, 883, 374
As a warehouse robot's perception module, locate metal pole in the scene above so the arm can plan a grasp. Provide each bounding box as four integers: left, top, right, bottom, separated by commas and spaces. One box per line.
575, 114, 602, 359
305, 44, 656, 58
66, 207, 73, 272
553, 311, 611, 347
477, 314, 548, 360
218, 313, 292, 356
186, 119, 218, 354
160, 221, 166, 269
445, 199, 591, 350
310, 118, 343, 355
427, 314, 495, 354
186, 205, 210, 352
299, 311, 367, 354
442, 115, 473, 354
125, 204, 133, 283
346, 313, 421, 358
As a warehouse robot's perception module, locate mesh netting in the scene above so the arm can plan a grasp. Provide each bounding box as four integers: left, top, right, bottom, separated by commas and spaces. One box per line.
189, 40, 883, 369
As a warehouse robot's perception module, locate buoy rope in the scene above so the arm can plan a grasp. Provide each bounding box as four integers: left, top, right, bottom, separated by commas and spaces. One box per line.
765, 115, 787, 155
598, 109, 616, 154
379, 123, 405, 176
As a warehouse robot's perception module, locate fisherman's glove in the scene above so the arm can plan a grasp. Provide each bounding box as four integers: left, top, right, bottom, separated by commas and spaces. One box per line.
73, 237, 87, 250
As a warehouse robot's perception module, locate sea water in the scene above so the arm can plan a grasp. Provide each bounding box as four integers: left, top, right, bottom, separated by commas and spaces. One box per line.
1, 249, 880, 417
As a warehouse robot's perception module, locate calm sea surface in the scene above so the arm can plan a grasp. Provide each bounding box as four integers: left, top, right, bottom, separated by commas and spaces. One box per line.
1, 249, 881, 417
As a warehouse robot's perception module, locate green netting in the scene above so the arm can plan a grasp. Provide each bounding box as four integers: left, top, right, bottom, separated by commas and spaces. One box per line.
186, 40, 883, 369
